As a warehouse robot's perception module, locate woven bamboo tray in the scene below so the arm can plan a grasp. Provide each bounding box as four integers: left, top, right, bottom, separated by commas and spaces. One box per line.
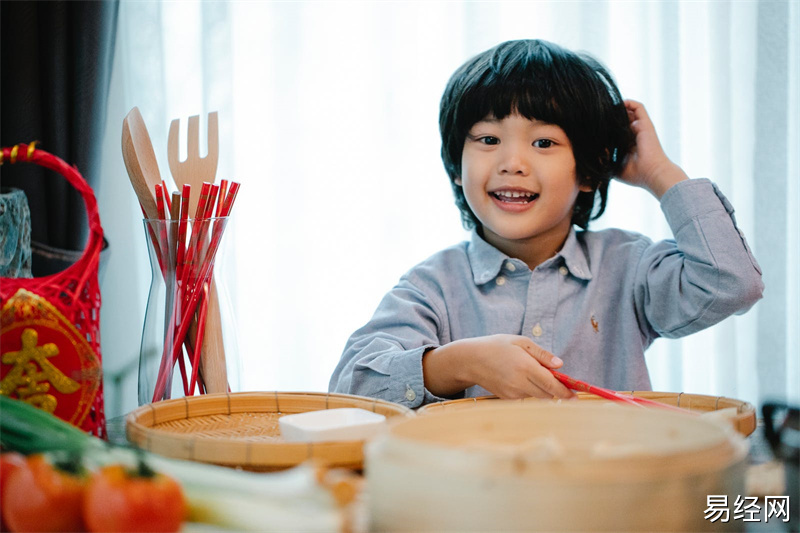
125, 391, 413, 471
417, 391, 756, 436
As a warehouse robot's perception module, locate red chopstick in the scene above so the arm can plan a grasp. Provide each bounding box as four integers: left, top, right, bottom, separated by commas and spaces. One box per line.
219, 181, 240, 216
155, 183, 166, 219
188, 283, 210, 395
180, 182, 212, 295
161, 180, 172, 212
215, 180, 229, 217
176, 185, 191, 283
193, 184, 219, 274
551, 370, 694, 414
551, 370, 642, 408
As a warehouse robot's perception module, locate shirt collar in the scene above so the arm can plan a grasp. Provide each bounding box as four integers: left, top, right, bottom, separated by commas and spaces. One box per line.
558, 228, 593, 281
467, 231, 510, 285
466, 228, 593, 285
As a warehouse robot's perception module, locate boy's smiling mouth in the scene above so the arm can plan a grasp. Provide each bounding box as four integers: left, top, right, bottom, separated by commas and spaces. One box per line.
490, 189, 540, 204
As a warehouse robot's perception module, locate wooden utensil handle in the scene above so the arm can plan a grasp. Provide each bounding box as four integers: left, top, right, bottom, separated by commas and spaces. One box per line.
199, 278, 228, 393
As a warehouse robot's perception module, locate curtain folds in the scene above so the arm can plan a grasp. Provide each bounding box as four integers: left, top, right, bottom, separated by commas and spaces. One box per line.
1, 0, 119, 270
753, 0, 793, 400
99, 0, 798, 417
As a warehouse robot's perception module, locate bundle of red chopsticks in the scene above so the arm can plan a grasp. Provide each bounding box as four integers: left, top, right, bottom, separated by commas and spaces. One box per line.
143, 179, 240, 402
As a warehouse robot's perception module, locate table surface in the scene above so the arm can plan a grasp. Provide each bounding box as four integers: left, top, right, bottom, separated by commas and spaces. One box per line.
107, 413, 793, 533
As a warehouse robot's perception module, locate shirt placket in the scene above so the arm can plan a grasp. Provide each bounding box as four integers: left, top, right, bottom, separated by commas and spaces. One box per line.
522, 265, 558, 350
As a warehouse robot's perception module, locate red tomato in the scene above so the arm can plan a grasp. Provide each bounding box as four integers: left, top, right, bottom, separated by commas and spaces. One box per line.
0, 452, 27, 531
82, 463, 187, 533
2, 454, 86, 532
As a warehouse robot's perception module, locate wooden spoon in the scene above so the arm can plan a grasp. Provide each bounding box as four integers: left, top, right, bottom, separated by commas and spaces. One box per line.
121, 107, 163, 220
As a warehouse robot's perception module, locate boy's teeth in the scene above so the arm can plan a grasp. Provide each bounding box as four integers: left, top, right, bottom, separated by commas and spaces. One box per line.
497, 191, 532, 198
492, 191, 538, 202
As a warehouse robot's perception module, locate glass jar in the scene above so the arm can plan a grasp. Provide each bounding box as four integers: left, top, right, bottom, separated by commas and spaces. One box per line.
138, 217, 239, 405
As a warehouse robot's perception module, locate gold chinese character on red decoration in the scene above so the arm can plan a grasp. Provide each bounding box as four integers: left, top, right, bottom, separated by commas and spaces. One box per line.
0, 328, 80, 412
1, 289, 101, 430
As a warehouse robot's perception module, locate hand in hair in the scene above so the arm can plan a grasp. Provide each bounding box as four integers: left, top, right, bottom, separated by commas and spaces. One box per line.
422, 334, 576, 400
618, 100, 689, 199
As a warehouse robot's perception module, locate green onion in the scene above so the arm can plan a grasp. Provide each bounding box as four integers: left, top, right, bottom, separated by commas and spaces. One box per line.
0, 396, 342, 532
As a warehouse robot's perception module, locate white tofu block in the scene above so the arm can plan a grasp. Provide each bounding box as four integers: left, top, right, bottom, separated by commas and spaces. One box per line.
279, 408, 387, 442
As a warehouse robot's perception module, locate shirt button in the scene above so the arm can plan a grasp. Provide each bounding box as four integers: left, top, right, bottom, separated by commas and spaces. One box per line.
559, 266, 568, 276
505, 262, 516, 272
405, 386, 416, 402
496, 276, 506, 286
532, 324, 543, 337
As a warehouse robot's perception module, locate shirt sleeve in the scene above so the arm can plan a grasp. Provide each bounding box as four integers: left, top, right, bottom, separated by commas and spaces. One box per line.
328, 274, 455, 408
633, 178, 764, 340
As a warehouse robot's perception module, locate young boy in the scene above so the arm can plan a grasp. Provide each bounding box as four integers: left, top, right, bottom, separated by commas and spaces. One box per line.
329, 39, 763, 408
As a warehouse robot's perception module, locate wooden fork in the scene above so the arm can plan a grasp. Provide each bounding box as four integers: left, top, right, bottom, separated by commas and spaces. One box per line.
167, 112, 219, 216
167, 111, 228, 394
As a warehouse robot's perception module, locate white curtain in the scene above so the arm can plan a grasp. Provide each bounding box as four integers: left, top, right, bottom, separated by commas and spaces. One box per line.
97, 1, 799, 418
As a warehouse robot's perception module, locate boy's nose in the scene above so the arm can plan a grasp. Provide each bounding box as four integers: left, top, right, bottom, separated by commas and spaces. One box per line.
498, 146, 530, 175
499, 150, 530, 176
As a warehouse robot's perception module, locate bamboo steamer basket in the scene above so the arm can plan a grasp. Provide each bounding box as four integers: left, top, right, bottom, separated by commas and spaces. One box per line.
366, 402, 748, 532
417, 391, 757, 436
125, 391, 413, 471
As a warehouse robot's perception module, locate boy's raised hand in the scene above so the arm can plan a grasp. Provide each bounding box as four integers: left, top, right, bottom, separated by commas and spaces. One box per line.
618, 99, 688, 199
422, 334, 576, 400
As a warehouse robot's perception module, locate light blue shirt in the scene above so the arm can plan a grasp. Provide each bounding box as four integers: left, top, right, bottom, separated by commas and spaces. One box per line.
329, 179, 764, 408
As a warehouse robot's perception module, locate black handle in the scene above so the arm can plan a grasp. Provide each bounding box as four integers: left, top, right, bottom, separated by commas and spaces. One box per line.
762, 401, 800, 462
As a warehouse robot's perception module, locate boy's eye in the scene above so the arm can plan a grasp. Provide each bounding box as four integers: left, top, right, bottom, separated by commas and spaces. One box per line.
478, 136, 500, 145
533, 139, 553, 148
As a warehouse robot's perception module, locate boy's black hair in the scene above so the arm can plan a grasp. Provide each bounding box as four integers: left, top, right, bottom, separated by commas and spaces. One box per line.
439, 39, 635, 230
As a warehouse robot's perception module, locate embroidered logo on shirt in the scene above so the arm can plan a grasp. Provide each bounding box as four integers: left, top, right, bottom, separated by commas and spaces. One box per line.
591, 315, 599, 333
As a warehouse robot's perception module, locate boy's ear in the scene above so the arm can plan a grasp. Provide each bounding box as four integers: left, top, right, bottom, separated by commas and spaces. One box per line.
578, 182, 593, 193
455, 177, 463, 186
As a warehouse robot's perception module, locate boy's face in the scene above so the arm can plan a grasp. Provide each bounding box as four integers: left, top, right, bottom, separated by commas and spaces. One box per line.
457, 113, 590, 256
